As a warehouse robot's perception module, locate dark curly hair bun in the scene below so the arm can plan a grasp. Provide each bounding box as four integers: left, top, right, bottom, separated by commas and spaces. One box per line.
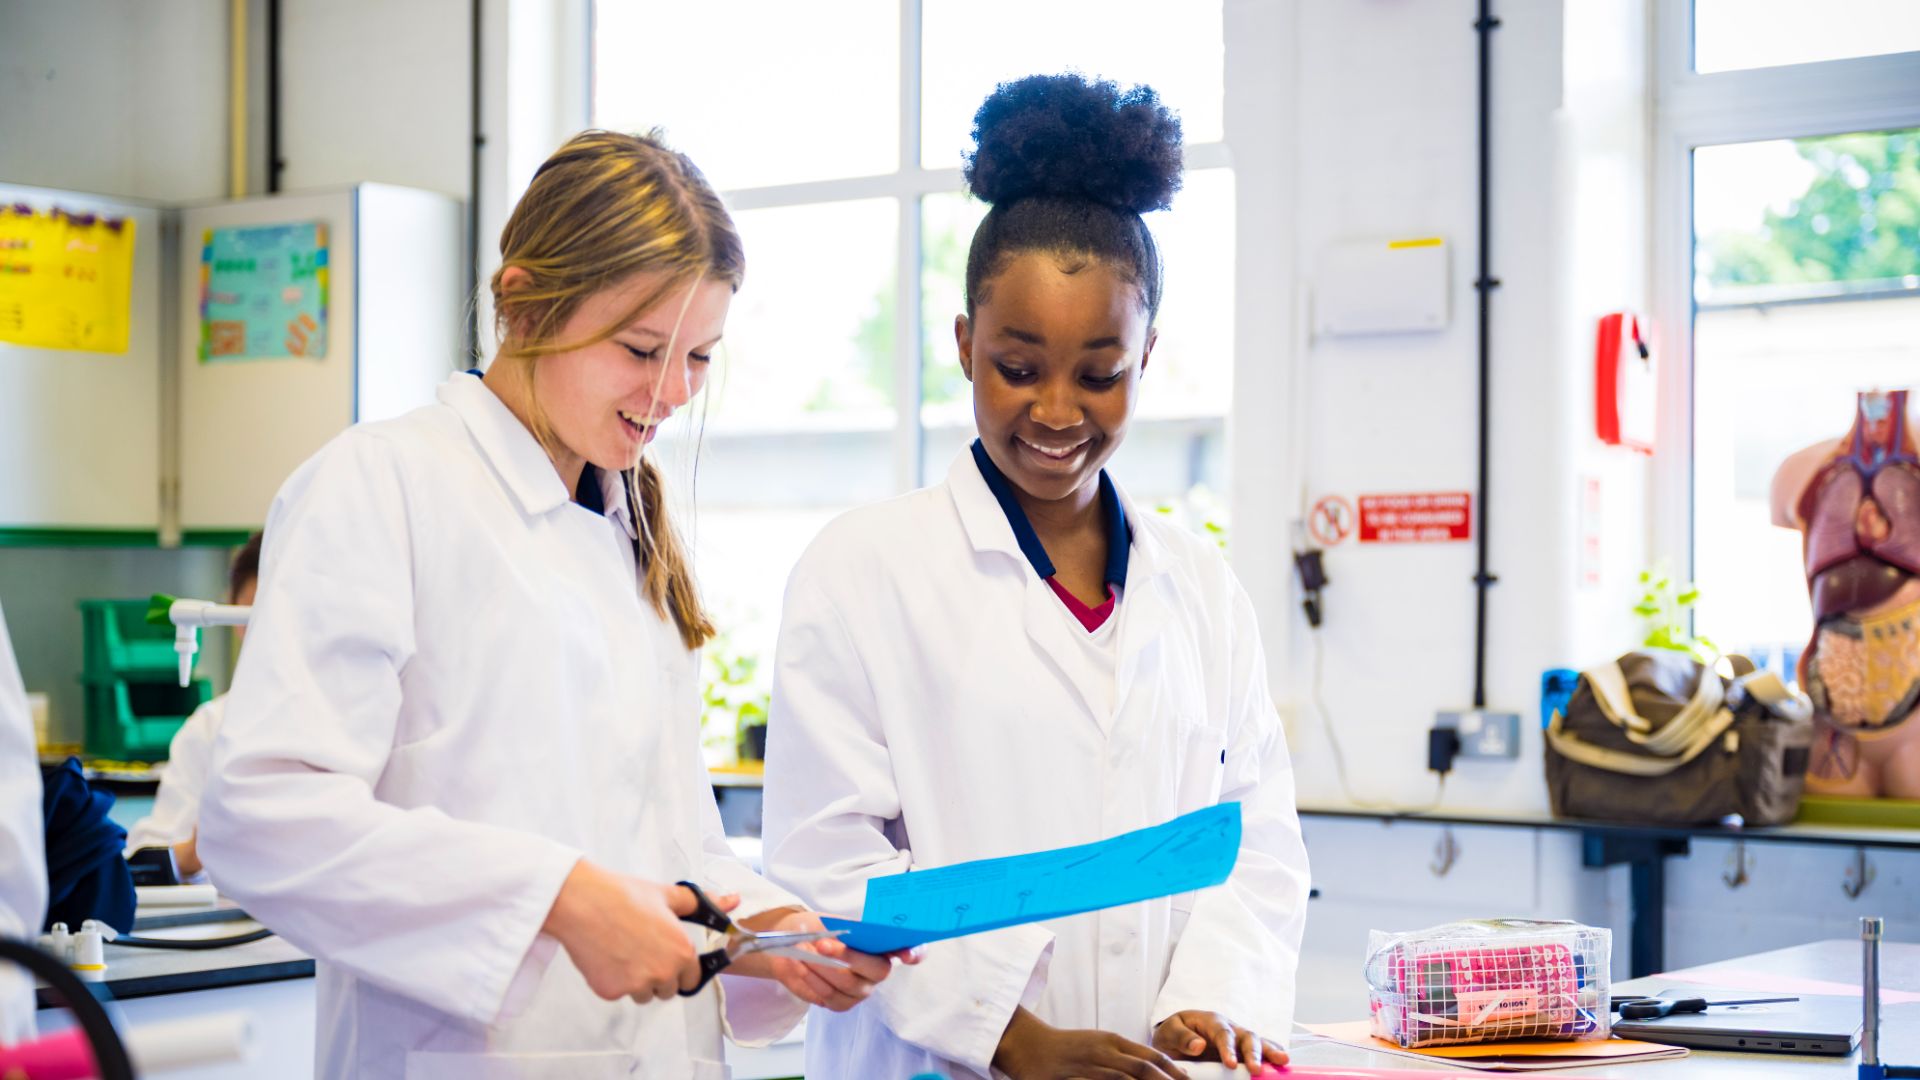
964, 73, 1183, 214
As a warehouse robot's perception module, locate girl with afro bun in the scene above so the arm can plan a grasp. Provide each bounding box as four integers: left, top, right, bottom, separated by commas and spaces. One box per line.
764, 74, 1310, 1080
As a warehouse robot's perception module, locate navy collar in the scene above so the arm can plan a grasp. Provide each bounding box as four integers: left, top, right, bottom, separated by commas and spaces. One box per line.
575, 465, 607, 514
969, 439, 1130, 587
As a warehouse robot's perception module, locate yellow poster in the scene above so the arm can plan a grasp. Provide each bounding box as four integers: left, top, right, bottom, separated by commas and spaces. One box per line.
0, 204, 137, 353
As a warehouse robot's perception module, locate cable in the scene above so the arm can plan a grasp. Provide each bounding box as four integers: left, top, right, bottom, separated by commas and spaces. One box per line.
1307, 627, 1447, 814
0, 936, 136, 1080
114, 928, 275, 950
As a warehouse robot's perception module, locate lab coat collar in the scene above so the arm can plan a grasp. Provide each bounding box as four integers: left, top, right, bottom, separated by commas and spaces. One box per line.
575, 465, 640, 542
439, 372, 636, 538
967, 439, 1131, 587
943, 445, 1174, 586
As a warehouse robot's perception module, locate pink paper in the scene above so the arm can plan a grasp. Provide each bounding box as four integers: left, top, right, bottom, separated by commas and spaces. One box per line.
1657, 966, 1920, 1004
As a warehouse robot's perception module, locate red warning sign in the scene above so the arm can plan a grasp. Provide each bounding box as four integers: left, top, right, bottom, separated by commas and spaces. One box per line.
1308, 495, 1355, 547
1358, 492, 1472, 543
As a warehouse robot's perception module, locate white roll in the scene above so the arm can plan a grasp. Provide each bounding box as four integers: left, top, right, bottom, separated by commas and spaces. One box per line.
135, 884, 219, 907
126, 1012, 253, 1072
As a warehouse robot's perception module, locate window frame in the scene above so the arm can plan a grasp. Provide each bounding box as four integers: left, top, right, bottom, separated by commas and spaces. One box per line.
590, 0, 1237, 498
1648, 0, 1920, 581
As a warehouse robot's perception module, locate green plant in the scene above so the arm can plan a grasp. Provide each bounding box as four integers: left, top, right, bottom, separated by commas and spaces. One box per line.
701, 632, 770, 763
1153, 485, 1229, 552
1632, 567, 1718, 664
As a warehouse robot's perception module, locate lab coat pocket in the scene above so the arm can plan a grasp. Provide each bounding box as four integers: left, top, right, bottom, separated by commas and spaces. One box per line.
404, 1050, 638, 1080
1167, 715, 1230, 805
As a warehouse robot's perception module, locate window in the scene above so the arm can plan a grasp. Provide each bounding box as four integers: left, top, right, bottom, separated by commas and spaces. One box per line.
1657, 4, 1920, 681
594, 2, 1235, 758
1693, 0, 1920, 74
1690, 129, 1920, 668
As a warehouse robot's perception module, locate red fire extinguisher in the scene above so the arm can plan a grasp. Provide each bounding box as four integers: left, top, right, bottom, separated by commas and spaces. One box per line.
1595, 311, 1655, 453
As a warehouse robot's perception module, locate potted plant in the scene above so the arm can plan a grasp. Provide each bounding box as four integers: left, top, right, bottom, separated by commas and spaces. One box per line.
1632, 566, 1718, 666
701, 633, 772, 764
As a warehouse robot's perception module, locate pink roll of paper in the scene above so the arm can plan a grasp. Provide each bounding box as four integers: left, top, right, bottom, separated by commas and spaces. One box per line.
0, 1025, 98, 1079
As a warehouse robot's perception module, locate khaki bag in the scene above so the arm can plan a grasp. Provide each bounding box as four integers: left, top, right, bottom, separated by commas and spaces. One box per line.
1544, 650, 1815, 826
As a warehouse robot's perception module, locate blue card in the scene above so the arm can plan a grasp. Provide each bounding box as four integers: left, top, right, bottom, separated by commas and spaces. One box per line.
824, 802, 1242, 954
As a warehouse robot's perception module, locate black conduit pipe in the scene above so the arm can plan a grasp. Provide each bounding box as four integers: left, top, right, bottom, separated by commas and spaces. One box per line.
1471, 0, 1502, 709
266, 0, 282, 192
468, 0, 484, 363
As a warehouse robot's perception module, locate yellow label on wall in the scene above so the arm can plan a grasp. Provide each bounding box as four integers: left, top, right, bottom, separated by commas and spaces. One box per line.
0, 204, 137, 353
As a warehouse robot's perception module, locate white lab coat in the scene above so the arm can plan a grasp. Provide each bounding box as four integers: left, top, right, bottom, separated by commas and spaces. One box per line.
763, 449, 1312, 1080
0, 602, 47, 1043
124, 695, 225, 879
199, 374, 805, 1080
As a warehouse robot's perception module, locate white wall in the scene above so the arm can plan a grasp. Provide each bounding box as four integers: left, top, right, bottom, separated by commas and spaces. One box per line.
1230, 0, 1654, 818
0, 0, 230, 200
277, 0, 472, 198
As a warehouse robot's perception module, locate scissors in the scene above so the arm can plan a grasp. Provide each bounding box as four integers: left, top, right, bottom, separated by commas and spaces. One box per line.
1613, 995, 1798, 1020
676, 880, 851, 997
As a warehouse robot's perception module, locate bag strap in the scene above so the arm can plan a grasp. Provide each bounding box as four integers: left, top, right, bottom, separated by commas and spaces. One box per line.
1549, 657, 1736, 774
1546, 708, 1734, 776
1585, 656, 1727, 755
1733, 669, 1813, 723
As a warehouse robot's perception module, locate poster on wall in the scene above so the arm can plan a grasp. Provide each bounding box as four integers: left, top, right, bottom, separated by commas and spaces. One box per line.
199, 221, 328, 361
0, 204, 137, 353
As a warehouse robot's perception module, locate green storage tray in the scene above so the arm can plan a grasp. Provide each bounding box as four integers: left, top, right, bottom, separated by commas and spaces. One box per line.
1794, 794, 1920, 829
82, 678, 210, 762
79, 598, 189, 683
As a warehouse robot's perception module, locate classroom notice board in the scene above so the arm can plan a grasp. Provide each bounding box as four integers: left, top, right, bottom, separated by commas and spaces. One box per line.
0, 203, 137, 353
199, 221, 329, 361
0, 184, 163, 536
176, 185, 460, 533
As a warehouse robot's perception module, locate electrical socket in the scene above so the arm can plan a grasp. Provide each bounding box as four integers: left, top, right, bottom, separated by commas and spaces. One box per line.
1434, 710, 1522, 759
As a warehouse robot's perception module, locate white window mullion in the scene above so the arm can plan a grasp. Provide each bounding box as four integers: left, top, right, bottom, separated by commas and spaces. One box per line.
893, 0, 926, 492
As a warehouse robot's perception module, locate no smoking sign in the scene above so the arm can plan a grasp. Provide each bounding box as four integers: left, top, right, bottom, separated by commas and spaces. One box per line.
1309, 495, 1355, 547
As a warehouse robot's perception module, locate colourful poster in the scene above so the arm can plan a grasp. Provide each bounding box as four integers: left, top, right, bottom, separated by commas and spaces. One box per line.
199, 221, 328, 361
0, 204, 137, 353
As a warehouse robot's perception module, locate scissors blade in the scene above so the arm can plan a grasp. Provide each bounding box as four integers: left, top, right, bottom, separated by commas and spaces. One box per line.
753, 946, 854, 971
734, 928, 846, 949
727, 928, 851, 968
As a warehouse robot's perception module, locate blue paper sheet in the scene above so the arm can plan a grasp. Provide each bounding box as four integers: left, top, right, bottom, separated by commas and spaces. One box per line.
823, 802, 1242, 954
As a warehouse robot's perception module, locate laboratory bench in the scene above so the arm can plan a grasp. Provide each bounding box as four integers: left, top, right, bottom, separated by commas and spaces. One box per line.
31, 912, 1913, 1078
30, 861, 803, 1079
1284, 938, 1920, 1076
1299, 805, 1920, 977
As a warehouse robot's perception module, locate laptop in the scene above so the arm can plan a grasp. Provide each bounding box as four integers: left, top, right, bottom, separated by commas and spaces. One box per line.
1610, 987, 1863, 1056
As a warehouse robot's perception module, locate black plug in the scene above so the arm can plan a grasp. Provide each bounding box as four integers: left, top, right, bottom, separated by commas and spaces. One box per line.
1293, 548, 1327, 591
1428, 727, 1460, 774
1294, 548, 1327, 628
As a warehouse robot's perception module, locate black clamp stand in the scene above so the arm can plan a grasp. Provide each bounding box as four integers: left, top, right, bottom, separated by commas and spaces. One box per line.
1860, 916, 1919, 1079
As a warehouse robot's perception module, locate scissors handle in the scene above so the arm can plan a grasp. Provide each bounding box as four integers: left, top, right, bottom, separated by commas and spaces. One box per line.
681, 946, 733, 997
675, 880, 734, 935
1620, 997, 1706, 1019
675, 881, 738, 997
